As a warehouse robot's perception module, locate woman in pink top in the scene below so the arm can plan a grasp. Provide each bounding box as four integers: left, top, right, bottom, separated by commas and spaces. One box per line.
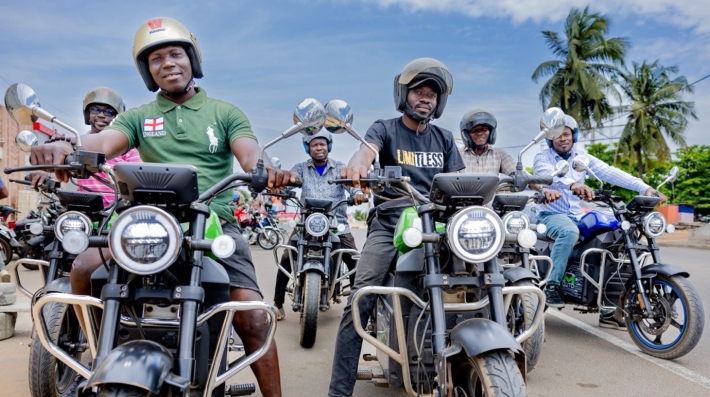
76, 87, 141, 207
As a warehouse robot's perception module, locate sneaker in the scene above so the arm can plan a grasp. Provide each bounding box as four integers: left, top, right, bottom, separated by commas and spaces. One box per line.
599, 308, 627, 330
544, 285, 565, 308
275, 307, 285, 321
0, 269, 10, 283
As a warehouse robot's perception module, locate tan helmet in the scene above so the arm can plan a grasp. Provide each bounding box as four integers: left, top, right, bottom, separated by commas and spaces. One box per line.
82, 87, 125, 125
132, 17, 203, 92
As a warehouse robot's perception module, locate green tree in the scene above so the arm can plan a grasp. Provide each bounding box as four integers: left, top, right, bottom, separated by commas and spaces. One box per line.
615, 61, 696, 179
532, 7, 628, 139
673, 145, 710, 214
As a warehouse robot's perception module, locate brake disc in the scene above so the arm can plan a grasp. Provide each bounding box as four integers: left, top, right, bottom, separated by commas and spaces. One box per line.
639, 293, 672, 335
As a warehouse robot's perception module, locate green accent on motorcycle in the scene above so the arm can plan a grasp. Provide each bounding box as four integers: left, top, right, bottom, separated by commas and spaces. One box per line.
393, 207, 445, 253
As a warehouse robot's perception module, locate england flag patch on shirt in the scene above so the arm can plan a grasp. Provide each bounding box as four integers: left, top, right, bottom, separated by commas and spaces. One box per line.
143, 117, 166, 137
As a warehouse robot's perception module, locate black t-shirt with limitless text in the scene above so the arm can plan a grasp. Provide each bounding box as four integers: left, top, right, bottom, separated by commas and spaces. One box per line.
364, 117, 465, 230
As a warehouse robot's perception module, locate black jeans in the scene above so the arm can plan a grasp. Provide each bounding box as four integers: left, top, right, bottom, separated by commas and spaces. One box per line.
273, 231, 359, 306
328, 219, 398, 397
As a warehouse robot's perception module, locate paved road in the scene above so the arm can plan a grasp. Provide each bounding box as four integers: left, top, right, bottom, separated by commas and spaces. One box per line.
1, 230, 709, 396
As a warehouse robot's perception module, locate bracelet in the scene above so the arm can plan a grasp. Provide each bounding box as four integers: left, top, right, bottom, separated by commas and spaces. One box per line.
47, 134, 76, 147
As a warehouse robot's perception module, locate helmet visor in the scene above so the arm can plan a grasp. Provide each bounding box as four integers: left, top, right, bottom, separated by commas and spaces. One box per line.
398, 58, 453, 95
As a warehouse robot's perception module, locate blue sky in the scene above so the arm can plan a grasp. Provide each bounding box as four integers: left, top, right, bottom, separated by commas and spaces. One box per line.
1, 0, 708, 172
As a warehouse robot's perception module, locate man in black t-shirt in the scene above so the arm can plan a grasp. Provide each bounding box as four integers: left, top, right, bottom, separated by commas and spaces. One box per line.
328, 58, 465, 397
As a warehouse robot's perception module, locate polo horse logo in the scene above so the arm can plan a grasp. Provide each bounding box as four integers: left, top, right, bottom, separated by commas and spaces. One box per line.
206, 123, 218, 153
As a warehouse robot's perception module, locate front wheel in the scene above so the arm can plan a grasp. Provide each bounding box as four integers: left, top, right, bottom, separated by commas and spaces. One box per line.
21, 244, 42, 270
506, 280, 544, 372
28, 301, 83, 397
257, 228, 282, 250
625, 275, 704, 359
299, 271, 321, 348
450, 350, 527, 397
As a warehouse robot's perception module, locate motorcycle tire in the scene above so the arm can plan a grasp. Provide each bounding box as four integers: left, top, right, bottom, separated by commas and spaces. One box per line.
507, 280, 544, 372
0, 237, 14, 267
28, 301, 83, 397
257, 228, 282, 250
625, 275, 704, 359
96, 384, 149, 397
21, 244, 43, 271
299, 271, 321, 348
450, 350, 527, 397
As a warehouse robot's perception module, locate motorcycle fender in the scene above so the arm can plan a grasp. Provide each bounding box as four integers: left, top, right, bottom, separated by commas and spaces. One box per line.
503, 267, 538, 284
44, 277, 71, 294
449, 318, 522, 359
86, 340, 173, 395
300, 260, 325, 275
640, 263, 689, 279
0, 231, 14, 243
27, 235, 45, 246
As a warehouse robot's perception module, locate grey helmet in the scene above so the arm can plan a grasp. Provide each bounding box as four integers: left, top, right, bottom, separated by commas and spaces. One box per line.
302, 129, 333, 154
393, 58, 453, 122
459, 107, 497, 148
546, 115, 579, 147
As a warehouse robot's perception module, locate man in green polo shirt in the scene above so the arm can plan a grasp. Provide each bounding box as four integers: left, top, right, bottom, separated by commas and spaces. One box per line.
29, 17, 290, 397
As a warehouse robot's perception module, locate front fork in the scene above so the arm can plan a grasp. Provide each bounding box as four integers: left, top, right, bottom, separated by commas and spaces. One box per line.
621, 225, 653, 317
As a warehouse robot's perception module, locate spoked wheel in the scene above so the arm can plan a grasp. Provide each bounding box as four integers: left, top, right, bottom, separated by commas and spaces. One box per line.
625, 275, 704, 359
299, 271, 321, 348
257, 228, 282, 250
29, 301, 85, 397
506, 280, 544, 372
450, 350, 527, 397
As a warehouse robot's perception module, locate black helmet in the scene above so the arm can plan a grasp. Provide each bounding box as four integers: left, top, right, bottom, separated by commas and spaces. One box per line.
393, 58, 453, 122
459, 108, 497, 148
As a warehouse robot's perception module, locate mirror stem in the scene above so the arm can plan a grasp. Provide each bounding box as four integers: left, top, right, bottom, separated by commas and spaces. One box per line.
517, 129, 547, 168
345, 124, 379, 164
258, 123, 303, 161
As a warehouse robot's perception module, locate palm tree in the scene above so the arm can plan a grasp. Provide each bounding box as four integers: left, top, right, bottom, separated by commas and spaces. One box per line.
615, 61, 696, 179
532, 7, 628, 141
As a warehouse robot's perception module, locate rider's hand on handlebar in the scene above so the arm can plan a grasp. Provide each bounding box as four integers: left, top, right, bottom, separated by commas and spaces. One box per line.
28, 171, 51, 190
541, 188, 561, 204
30, 142, 73, 183
353, 192, 368, 205
340, 165, 371, 194
570, 182, 595, 201
645, 188, 668, 205
266, 166, 296, 191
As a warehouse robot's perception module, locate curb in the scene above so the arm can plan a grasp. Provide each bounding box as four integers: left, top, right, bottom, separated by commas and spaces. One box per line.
657, 240, 710, 251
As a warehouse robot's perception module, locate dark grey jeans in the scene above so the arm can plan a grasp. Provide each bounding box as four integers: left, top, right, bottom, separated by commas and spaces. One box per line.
328, 220, 398, 397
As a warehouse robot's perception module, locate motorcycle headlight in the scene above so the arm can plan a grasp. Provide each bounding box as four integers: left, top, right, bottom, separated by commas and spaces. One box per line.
643, 212, 667, 238
108, 206, 182, 275
54, 211, 92, 242
305, 213, 329, 237
502, 211, 530, 235
447, 206, 504, 263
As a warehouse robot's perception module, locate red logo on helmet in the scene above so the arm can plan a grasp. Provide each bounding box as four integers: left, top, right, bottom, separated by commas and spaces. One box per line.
147, 19, 163, 30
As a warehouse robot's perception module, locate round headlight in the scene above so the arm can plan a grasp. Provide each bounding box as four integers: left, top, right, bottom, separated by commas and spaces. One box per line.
447, 207, 504, 263
108, 206, 182, 275
502, 211, 530, 235
305, 213, 329, 237
62, 230, 90, 255
643, 212, 667, 238
54, 211, 92, 242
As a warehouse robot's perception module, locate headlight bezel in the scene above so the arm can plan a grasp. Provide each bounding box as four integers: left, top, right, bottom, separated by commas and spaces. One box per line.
502, 211, 530, 235
642, 211, 667, 238
446, 206, 504, 263
108, 206, 182, 275
54, 211, 93, 242
305, 213, 329, 237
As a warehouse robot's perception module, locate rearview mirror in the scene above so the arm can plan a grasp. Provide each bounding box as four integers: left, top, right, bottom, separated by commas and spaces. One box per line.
4, 83, 41, 125
295, 98, 326, 136
540, 107, 566, 141
324, 99, 353, 134
15, 130, 38, 153
551, 160, 569, 177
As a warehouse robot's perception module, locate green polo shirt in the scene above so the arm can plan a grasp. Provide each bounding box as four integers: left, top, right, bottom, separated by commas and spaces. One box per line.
111, 88, 256, 223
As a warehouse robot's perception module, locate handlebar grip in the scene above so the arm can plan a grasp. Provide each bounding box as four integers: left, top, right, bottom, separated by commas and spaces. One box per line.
527, 175, 554, 185
290, 177, 303, 188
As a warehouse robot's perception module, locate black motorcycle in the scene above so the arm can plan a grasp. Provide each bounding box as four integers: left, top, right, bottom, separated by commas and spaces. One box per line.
4, 85, 321, 397
272, 192, 359, 348
533, 156, 704, 359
